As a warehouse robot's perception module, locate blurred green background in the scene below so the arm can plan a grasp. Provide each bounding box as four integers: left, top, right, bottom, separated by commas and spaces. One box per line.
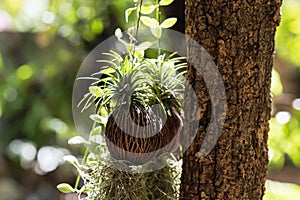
0, 0, 299, 199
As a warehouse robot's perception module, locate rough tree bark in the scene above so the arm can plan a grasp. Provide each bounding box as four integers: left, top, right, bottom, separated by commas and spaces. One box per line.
180, 0, 282, 199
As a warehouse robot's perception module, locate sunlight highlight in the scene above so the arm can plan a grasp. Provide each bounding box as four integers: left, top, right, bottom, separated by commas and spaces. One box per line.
16, 64, 33, 80
275, 111, 291, 125
42, 11, 55, 24
292, 98, 300, 110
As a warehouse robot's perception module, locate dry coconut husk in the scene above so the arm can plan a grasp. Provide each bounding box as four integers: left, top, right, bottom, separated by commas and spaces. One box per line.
105, 102, 182, 165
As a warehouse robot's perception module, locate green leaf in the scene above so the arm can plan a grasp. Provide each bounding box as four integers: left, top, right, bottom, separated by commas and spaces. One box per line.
134, 50, 145, 59
102, 67, 117, 76
159, 0, 174, 6
115, 28, 122, 39
96, 59, 119, 69
125, 7, 136, 22
160, 18, 177, 28
57, 183, 75, 193
140, 16, 158, 27
90, 126, 102, 136
68, 136, 88, 145
90, 135, 105, 144
89, 86, 102, 97
141, 5, 157, 14
63, 155, 80, 167
89, 114, 107, 124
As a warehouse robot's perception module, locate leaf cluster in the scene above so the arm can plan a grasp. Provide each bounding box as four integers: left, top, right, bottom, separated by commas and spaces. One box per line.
79, 50, 186, 113
126, 0, 177, 39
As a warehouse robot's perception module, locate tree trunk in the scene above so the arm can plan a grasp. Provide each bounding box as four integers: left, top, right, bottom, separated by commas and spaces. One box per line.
180, 0, 282, 199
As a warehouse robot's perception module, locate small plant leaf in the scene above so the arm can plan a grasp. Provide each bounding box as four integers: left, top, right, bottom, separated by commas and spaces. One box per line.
125, 7, 136, 22
89, 86, 102, 97
134, 50, 145, 59
90, 135, 105, 144
91, 126, 102, 136
141, 5, 157, 14
63, 155, 80, 167
115, 28, 122, 39
140, 16, 158, 27
159, 0, 174, 6
68, 136, 88, 145
57, 183, 75, 193
101, 67, 116, 75
160, 18, 177, 28
90, 114, 107, 124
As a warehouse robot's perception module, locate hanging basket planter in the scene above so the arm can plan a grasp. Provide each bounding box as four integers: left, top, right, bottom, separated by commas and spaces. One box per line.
105, 102, 162, 164
73, 0, 188, 167
105, 102, 182, 165
79, 50, 186, 165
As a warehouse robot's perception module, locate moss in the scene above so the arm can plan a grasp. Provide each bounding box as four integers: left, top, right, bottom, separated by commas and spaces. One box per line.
80, 155, 181, 200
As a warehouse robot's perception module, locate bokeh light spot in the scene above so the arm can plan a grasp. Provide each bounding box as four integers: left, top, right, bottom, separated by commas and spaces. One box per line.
20, 142, 37, 162
7, 139, 23, 156
0, 10, 12, 31
91, 19, 104, 34
37, 146, 69, 173
16, 64, 33, 80
77, 6, 91, 20
3, 87, 18, 102
58, 25, 72, 38
49, 118, 68, 134
292, 98, 300, 110
275, 111, 291, 125
42, 11, 55, 24
22, 0, 49, 18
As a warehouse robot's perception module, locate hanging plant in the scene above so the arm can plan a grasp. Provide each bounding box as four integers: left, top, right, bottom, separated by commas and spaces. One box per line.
58, 0, 186, 199
77, 0, 185, 165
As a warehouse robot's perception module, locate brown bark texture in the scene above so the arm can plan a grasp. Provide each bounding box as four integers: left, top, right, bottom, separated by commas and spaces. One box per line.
180, 0, 282, 199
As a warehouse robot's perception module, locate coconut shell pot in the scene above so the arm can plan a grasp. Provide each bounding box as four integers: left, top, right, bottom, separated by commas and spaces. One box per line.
105, 102, 182, 165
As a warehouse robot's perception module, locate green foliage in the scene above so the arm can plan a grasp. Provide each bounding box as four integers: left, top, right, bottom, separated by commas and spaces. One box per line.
126, 0, 178, 39
145, 53, 186, 111
269, 108, 300, 169
78, 0, 185, 114
79, 51, 152, 113
264, 180, 300, 200
57, 183, 75, 193
275, 0, 300, 67
0, 0, 133, 44
0, 0, 135, 176
0, 33, 79, 152
271, 69, 283, 96
268, 0, 300, 171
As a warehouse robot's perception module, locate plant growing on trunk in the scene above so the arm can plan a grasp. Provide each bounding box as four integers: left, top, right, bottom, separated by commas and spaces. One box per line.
58, 0, 186, 199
